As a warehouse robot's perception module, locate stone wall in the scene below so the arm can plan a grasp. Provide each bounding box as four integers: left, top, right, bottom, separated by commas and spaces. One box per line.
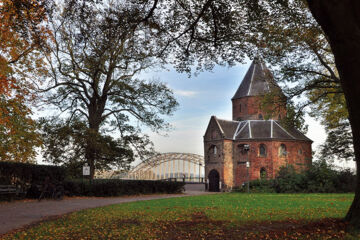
204, 117, 224, 189
223, 139, 233, 188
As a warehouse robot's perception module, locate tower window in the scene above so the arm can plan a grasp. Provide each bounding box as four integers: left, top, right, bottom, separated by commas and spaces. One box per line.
259, 144, 266, 157
208, 145, 218, 158
279, 144, 287, 157
239, 104, 242, 112
258, 114, 263, 120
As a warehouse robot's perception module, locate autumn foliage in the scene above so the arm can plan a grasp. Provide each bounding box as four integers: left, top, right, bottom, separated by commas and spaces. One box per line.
0, 0, 49, 94
0, 0, 50, 162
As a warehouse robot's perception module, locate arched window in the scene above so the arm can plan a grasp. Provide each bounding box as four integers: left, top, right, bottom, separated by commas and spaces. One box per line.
279, 144, 287, 157
260, 167, 267, 180
259, 144, 266, 157
258, 114, 263, 120
208, 145, 217, 157
239, 104, 242, 112
298, 149, 303, 155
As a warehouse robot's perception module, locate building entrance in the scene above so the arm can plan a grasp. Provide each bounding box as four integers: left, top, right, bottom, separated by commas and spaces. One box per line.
208, 169, 220, 192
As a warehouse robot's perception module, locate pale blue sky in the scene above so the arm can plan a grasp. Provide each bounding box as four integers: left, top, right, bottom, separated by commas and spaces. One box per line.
140, 62, 356, 168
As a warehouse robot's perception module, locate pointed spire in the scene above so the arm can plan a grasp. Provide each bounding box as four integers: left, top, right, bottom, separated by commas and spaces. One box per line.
232, 59, 281, 100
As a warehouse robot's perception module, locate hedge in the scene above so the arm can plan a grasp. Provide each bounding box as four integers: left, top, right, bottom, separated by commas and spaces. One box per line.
0, 161, 66, 189
62, 179, 185, 197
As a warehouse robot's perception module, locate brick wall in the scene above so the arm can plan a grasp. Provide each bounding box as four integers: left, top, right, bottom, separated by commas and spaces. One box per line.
233, 140, 312, 186
232, 96, 286, 121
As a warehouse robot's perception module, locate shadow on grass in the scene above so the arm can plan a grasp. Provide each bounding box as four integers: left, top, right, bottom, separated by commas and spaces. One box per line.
151, 211, 351, 240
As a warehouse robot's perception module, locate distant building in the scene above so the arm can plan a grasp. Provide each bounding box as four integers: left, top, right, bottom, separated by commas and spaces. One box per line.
203, 59, 312, 191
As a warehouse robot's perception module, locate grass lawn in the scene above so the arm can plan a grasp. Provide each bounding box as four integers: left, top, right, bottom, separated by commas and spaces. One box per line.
1, 193, 357, 240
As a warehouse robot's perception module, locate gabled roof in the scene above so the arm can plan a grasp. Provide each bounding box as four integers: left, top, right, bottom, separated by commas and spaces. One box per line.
216, 119, 239, 139
232, 58, 282, 100
215, 118, 312, 142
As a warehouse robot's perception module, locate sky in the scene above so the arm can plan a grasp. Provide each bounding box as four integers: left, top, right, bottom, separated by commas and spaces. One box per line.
140, 62, 355, 170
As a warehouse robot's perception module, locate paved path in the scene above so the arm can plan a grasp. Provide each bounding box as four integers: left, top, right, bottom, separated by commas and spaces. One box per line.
0, 190, 212, 235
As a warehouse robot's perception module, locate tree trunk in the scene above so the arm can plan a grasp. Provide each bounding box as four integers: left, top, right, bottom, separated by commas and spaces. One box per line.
86, 98, 106, 179
306, 0, 360, 227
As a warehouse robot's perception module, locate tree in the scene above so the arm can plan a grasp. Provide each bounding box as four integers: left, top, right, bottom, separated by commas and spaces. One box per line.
40, 117, 147, 178
309, 86, 354, 161
241, 1, 352, 160
0, 96, 42, 162
41, 1, 178, 178
0, 0, 50, 162
305, 0, 360, 226
0, 0, 50, 91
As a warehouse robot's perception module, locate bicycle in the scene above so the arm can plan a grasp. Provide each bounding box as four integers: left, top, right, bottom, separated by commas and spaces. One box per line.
38, 178, 64, 201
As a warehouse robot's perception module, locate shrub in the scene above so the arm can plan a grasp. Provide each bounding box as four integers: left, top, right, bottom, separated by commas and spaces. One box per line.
273, 165, 307, 193
248, 179, 276, 193
63, 179, 185, 197
243, 161, 356, 194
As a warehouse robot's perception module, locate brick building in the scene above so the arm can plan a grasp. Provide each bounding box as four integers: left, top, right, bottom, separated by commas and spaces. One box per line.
203, 59, 312, 191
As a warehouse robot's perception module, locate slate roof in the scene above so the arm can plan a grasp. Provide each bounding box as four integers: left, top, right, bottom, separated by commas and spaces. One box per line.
232, 58, 282, 100
214, 117, 312, 142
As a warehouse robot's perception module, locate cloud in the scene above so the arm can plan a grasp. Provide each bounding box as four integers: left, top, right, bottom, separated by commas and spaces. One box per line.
174, 90, 198, 97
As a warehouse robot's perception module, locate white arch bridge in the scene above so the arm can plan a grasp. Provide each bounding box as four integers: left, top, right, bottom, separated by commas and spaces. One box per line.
119, 153, 205, 182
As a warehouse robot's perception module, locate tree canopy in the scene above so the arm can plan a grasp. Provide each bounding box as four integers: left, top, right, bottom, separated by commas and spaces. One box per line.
41, 0, 178, 177
0, 0, 50, 162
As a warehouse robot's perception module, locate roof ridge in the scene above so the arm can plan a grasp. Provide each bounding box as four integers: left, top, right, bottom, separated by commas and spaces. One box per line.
247, 62, 256, 96
274, 121, 295, 139
213, 116, 225, 135
216, 118, 240, 123
235, 121, 249, 138
233, 122, 242, 140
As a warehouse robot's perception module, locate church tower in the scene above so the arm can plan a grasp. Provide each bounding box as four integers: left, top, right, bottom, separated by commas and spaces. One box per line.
232, 58, 286, 121
203, 58, 312, 192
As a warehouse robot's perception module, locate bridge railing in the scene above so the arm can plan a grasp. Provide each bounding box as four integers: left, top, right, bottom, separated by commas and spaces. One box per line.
164, 177, 205, 183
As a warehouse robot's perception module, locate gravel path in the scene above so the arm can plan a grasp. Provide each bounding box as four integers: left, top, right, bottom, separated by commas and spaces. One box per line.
0, 189, 211, 235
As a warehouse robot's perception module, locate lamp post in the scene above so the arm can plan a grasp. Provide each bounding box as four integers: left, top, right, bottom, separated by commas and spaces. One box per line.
243, 144, 250, 193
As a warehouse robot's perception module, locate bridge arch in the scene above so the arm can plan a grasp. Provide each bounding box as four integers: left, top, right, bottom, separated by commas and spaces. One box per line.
119, 152, 204, 181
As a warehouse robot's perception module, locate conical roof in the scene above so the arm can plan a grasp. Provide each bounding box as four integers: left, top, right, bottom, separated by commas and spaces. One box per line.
232, 59, 282, 99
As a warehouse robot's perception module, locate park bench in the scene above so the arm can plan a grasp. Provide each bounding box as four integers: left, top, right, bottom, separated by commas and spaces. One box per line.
0, 185, 17, 201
